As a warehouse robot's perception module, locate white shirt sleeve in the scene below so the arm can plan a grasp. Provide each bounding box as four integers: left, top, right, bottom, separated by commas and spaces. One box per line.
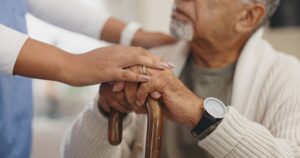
27, 0, 110, 39
0, 24, 29, 75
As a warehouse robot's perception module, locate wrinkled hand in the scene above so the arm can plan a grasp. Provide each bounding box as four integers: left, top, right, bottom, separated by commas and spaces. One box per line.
108, 66, 204, 128
137, 67, 203, 127
98, 66, 159, 115
98, 83, 135, 114
132, 30, 177, 49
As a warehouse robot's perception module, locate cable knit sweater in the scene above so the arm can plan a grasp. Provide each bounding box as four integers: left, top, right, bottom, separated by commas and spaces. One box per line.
62, 29, 300, 158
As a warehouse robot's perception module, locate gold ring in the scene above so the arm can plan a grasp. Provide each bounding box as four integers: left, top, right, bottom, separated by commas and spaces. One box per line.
142, 66, 147, 75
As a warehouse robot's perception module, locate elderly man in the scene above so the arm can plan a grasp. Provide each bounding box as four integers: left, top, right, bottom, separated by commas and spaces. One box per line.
63, 0, 300, 157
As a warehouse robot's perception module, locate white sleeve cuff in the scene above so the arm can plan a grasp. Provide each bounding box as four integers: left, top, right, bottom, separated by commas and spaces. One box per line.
0, 24, 29, 75
198, 107, 249, 157
120, 22, 141, 46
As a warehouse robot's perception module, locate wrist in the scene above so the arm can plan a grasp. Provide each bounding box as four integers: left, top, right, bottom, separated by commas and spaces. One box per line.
188, 97, 204, 128
190, 97, 227, 137
131, 30, 146, 47
59, 53, 82, 86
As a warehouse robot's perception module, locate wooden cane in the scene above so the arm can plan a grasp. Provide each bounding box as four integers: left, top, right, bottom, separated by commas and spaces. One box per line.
108, 110, 125, 145
108, 97, 163, 158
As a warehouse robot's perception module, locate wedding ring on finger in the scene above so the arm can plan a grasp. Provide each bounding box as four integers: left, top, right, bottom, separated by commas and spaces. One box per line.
142, 66, 147, 75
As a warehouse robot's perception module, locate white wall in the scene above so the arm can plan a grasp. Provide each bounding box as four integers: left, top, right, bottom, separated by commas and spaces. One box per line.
264, 28, 300, 59
136, 0, 173, 33
106, 0, 174, 33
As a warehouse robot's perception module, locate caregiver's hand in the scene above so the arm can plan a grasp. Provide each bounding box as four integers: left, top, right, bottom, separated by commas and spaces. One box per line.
14, 38, 171, 86
63, 46, 171, 86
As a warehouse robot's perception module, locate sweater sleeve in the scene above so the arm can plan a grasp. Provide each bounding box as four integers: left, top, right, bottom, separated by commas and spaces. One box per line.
27, 0, 110, 39
198, 96, 300, 157
0, 24, 29, 75
198, 55, 300, 158
62, 96, 137, 158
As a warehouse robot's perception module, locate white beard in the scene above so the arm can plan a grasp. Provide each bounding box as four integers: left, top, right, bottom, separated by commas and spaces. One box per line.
170, 18, 194, 41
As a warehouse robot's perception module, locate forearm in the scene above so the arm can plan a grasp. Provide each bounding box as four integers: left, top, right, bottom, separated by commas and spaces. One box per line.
0, 24, 73, 82
27, 0, 175, 48
27, 0, 109, 39
27, 0, 140, 44
14, 38, 160, 86
198, 107, 300, 158
100, 18, 126, 44
13, 38, 73, 83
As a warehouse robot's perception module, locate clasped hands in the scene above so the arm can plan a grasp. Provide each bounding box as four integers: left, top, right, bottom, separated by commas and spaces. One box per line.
98, 66, 204, 128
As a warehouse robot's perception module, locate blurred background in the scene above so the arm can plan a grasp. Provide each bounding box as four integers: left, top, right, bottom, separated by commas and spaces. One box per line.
28, 0, 300, 158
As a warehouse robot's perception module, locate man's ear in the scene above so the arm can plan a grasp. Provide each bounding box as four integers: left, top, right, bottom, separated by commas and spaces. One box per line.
235, 3, 265, 33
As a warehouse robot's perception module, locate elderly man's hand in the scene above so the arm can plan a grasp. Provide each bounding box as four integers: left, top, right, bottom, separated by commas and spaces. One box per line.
98, 83, 133, 114
97, 66, 153, 116
99, 66, 204, 128
122, 66, 204, 128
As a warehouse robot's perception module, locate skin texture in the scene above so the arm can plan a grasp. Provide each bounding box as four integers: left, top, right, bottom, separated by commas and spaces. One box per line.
100, 0, 267, 127
14, 38, 172, 86
100, 67, 203, 128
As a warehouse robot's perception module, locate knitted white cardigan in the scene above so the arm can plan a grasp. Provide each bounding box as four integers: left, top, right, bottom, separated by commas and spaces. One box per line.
63, 30, 300, 158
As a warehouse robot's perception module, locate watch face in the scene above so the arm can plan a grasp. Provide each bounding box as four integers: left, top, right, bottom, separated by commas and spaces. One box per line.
204, 97, 227, 119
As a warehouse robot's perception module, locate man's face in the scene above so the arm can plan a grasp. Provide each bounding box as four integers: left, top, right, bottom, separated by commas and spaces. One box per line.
171, 0, 244, 43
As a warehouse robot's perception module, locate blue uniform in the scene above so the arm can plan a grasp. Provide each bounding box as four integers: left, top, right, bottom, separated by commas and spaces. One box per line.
0, 0, 33, 157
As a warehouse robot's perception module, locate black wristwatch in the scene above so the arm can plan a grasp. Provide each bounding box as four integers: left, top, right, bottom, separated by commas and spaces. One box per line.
191, 97, 227, 138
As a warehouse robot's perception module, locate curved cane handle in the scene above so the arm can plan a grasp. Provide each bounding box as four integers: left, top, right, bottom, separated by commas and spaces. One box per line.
108, 97, 163, 158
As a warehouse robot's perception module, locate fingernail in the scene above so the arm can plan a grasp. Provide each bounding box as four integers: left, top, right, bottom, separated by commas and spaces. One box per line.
136, 100, 143, 106
160, 62, 170, 69
168, 62, 175, 69
152, 92, 161, 98
141, 75, 151, 81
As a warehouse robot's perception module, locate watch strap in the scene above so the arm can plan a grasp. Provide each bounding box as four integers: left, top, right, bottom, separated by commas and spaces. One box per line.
197, 119, 221, 140
191, 111, 221, 137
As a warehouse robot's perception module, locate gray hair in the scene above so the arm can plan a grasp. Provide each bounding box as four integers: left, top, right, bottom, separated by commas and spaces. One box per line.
243, 0, 281, 26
